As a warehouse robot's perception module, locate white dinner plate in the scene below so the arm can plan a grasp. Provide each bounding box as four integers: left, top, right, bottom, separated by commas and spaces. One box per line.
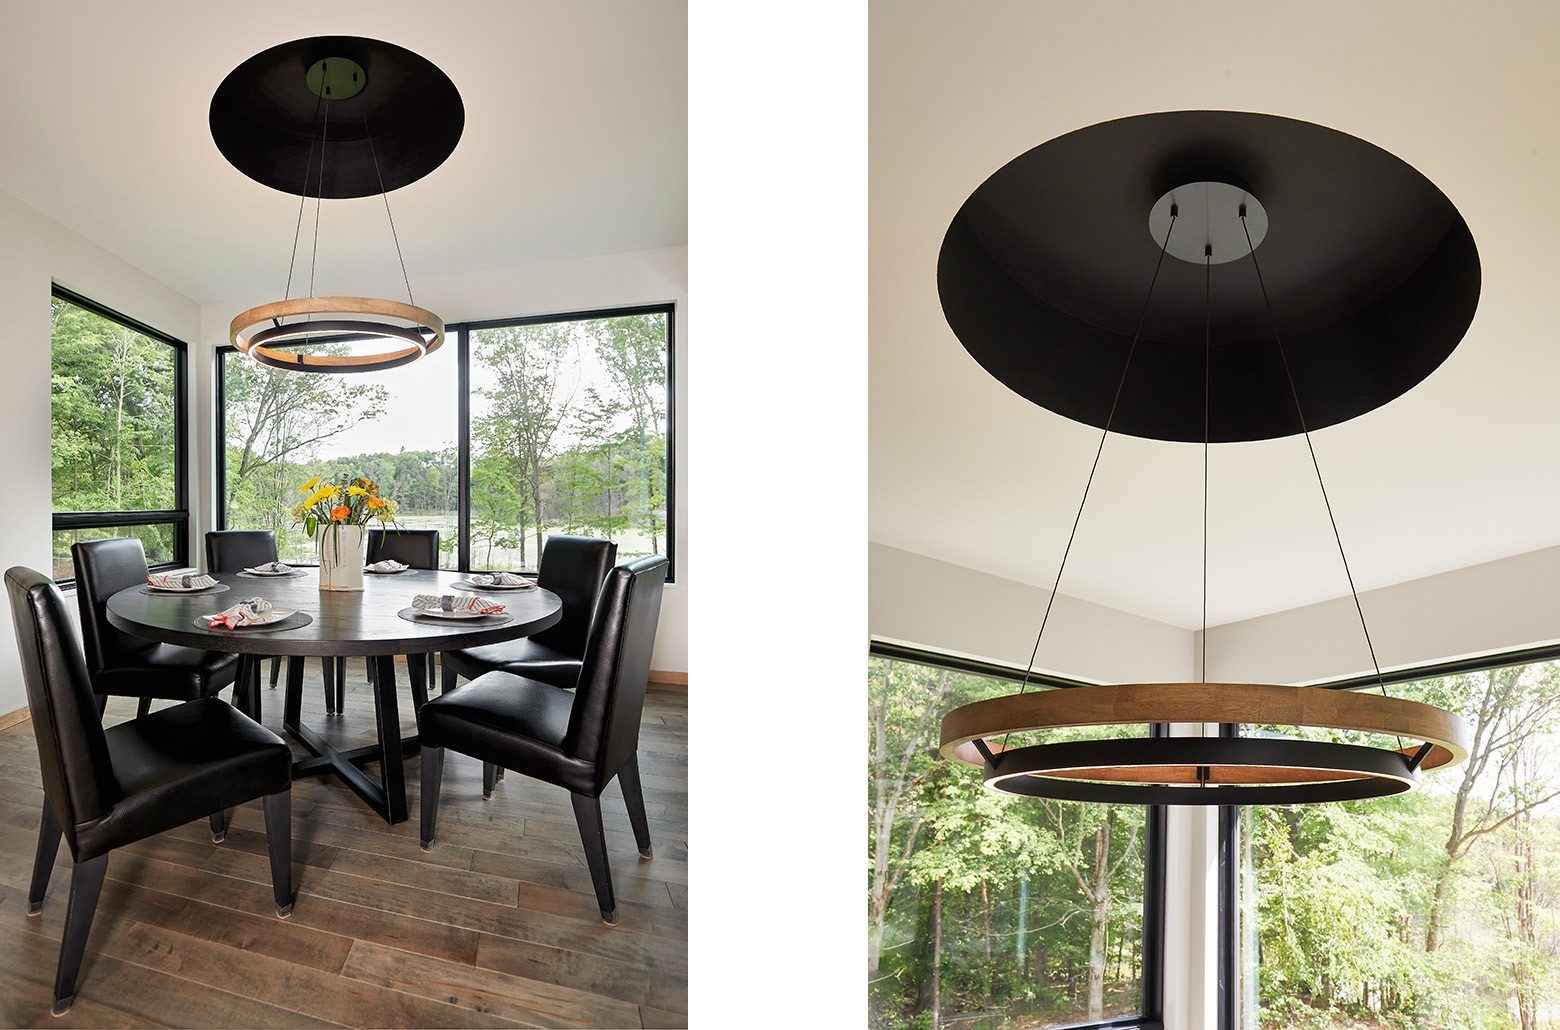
455, 578, 535, 591
203, 607, 298, 628
147, 582, 222, 593
242, 567, 300, 576
364, 567, 410, 575
412, 607, 504, 620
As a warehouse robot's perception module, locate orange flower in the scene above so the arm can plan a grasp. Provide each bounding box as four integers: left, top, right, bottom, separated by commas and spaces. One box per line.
330, 505, 351, 522
365, 496, 386, 510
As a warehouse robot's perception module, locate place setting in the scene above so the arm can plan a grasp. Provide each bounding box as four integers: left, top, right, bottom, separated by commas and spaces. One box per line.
398, 592, 512, 625
451, 571, 536, 591
364, 558, 411, 575
239, 560, 306, 578
196, 596, 312, 634
140, 568, 230, 595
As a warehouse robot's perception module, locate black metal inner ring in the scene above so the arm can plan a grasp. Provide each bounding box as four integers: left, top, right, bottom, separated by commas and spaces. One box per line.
986, 736, 1418, 806
247, 319, 429, 351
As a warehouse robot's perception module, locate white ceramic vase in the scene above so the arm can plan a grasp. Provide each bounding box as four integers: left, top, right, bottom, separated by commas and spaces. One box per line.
318, 523, 366, 591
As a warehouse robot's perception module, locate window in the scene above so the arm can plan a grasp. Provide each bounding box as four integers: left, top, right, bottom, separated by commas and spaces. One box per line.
1228, 657, 1560, 1028
216, 304, 673, 576
50, 287, 187, 582
868, 646, 1163, 1030
218, 338, 458, 567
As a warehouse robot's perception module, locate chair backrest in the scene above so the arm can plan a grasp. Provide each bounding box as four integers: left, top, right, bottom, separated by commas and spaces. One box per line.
563, 555, 669, 790
205, 530, 279, 573
72, 538, 156, 673
6, 567, 118, 849
368, 528, 440, 570
533, 535, 618, 658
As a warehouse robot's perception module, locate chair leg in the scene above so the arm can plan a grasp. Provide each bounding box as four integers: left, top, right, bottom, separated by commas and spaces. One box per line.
408, 655, 429, 714
420, 747, 444, 850
29, 803, 62, 915
52, 853, 108, 1016
337, 658, 347, 712
269, 656, 281, 689
570, 793, 617, 925
261, 791, 293, 917
618, 754, 654, 859
482, 761, 497, 799
209, 810, 227, 844
441, 661, 458, 695
136, 697, 151, 718
322, 656, 336, 715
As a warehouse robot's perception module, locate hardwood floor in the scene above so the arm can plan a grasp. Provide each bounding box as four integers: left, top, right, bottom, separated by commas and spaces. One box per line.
0, 661, 689, 1028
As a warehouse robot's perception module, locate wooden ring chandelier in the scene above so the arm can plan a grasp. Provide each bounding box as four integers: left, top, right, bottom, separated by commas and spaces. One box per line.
940, 683, 1469, 805
213, 37, 460, 374
936, 112, 1477, 805
230, 297, 444, 374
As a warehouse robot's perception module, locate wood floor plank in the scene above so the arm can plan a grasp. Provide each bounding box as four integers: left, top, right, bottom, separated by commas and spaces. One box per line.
476, 933, 688, 1016
341, 940, 643, 1029
639, 1004, 689, 1029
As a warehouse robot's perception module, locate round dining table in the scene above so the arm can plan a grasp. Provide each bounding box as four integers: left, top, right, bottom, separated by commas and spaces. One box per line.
105, 567, 562, 824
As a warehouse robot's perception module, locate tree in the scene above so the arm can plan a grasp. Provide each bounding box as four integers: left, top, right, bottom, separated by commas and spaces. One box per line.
586, 314, 668, 552
473, 323, 580, 563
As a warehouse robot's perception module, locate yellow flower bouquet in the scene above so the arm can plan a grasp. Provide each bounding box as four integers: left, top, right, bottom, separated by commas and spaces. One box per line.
291, 475, 399, 538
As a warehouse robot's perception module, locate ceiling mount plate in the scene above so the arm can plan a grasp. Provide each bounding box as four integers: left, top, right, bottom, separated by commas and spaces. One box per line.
937, 110, 1481, 442
305, 57, 366, 101
1149, 179, 1267, 265
211, 35, 463, 198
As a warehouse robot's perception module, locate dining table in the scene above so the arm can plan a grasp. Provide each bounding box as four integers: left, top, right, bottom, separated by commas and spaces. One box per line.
104, 566, 563, 824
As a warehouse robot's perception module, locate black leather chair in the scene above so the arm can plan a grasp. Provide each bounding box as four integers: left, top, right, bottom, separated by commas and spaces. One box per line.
418, 555, 668, 925
205, 530, 336, 714
73, 539, 241, 725
6, 566, 294, 1016
441, 535, 618, 694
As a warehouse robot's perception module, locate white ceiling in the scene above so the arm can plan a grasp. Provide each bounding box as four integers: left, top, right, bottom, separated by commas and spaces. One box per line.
871, 0, 1560, 630
0, 0, 686, 304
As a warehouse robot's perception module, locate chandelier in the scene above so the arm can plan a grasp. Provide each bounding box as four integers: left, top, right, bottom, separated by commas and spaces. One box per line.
211, 36, 461, 373
936, 111, 1478, 804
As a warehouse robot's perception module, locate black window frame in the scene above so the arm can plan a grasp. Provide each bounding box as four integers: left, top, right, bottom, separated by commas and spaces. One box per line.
868, 639, 1167, 1030
214, 302, 676, 582
50, 285, 190, 587
1214, 638, 1560, 1029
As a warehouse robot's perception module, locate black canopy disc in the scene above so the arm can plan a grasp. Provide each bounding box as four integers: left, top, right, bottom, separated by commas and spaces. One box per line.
211, 35, 463, 199
937, 110, 1480, 442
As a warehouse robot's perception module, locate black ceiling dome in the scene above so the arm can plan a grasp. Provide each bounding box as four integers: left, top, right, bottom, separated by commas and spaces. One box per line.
210, 35, 463, 199
937, 110, 1481, 443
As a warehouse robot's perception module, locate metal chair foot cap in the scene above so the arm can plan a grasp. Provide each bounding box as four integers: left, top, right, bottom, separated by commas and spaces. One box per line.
600, 909, 617, 926
482, 791, 492, 800
420, 838, 435, 851
27, 900, 42, 916
639, 848, 653, 860
51, 996, 74, 1017
276, 902, 294, 918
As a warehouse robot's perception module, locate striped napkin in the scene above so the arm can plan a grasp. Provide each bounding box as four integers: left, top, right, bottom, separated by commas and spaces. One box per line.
245, 561, 293, 574
466, 572, 533, 587
147, 568, 217, 590
412, 593, 505, 616
206, 597, 275, 628
366, 559, 409, 573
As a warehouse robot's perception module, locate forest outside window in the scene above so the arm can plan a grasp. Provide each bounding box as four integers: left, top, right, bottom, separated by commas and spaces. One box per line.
1231, 659, 1560, 1028
50, 288, 187, 582
217, 305, 673, 575
868, 649, 1161, 1030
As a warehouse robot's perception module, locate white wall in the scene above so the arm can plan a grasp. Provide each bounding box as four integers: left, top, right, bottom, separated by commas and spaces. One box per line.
869, 542, 1194, 683
197, 245, 689, 672
0, 187, 200, 716
1204, 543, 1560, 685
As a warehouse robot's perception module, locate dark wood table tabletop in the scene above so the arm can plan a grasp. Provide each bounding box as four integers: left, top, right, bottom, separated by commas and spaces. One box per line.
106, 568, 562, 824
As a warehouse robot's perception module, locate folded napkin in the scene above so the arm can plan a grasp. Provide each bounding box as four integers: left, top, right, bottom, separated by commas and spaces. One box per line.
147, 568, 217, 590
246, 561, 293, 573
366, 559, 409, 573
466, 572, 533, 587
412, 593, 505, 616
206, 597, 274, 629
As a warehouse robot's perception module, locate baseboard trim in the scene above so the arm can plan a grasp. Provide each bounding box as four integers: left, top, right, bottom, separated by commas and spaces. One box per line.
648, 669, 687, 688
0, 706, 30, 732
